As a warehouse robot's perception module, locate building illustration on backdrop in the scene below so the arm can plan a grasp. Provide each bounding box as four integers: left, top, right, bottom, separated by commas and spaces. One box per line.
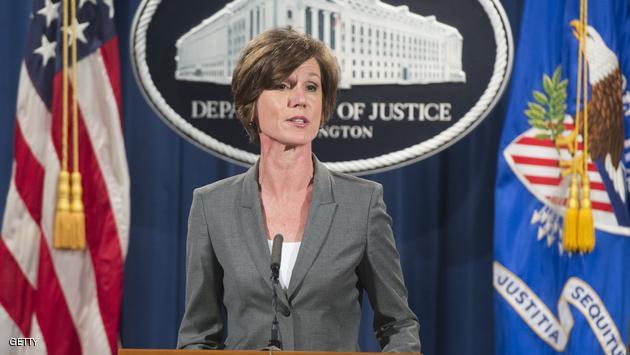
175, 0, 466, 88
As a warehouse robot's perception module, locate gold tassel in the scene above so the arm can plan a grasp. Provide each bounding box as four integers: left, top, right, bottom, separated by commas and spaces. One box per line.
563, 175, 579, 252
53, 171, 72, 249
69, 172, 86, 249
577, 177, 595, 253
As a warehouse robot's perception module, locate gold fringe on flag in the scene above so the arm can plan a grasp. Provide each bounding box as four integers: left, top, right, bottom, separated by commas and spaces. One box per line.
54, 0, 85, 250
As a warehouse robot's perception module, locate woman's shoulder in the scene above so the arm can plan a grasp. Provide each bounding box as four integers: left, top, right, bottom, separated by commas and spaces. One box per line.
192, 173, 248, 200
328, 169, 383, 197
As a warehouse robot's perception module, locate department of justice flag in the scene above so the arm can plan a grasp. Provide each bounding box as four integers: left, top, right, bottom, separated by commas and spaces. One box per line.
494, 0, 630, 354
0, 0, 129, 354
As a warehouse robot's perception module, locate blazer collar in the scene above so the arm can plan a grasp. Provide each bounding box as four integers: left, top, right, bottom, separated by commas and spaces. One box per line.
237, 155, 338, 300
239, 154, 334, 208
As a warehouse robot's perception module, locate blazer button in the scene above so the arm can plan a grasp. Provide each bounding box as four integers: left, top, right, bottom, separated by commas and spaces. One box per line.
278, 302, 291, 317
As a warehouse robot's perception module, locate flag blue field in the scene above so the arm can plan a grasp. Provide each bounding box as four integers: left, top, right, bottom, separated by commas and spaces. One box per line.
494, 0, 630, 354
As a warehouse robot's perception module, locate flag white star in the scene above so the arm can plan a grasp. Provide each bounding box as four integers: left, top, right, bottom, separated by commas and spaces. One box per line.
66, 20, 90, 44
33, 35, 57, 66
79, 0, 97, 8
36, 0, 60, 27
103, 0, 115, 18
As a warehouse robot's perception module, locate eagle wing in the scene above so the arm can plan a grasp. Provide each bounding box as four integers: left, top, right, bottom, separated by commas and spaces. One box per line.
587, 68, 624, 168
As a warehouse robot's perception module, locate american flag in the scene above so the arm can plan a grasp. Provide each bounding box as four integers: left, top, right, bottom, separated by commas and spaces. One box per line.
0, 0, 129, 354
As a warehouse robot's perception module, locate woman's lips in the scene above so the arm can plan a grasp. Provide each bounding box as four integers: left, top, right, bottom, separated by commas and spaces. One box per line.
286, 116, 309, 127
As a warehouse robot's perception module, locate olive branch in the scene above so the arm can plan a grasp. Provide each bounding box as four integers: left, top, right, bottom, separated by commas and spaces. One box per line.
525, 66, 569, 149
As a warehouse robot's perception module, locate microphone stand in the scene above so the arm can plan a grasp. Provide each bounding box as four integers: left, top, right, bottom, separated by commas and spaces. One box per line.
267, 271, 282, 350
263, 234, 283, 351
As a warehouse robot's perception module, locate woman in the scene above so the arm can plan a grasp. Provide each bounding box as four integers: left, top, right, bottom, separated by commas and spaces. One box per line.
177, 27, 420, 352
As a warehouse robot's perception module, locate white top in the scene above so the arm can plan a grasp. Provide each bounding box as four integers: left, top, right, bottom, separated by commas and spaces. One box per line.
267, 240, 301, 290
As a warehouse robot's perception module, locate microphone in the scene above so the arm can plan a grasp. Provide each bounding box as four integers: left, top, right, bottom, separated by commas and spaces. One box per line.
266, 234, 283, 350
270, 234, 283, 280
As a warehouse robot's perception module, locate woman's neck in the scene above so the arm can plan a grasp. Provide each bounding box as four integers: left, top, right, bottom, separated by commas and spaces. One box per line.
258, 139, 314, 197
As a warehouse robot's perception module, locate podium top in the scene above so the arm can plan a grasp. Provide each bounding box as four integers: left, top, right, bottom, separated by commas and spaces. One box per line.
119, 350, 421, 355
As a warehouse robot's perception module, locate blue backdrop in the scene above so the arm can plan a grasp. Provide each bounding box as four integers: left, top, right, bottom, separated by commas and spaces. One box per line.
0, 0, 524, 354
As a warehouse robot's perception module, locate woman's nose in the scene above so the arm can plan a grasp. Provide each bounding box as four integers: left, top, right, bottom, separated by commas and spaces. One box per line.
288, 86, 307, 107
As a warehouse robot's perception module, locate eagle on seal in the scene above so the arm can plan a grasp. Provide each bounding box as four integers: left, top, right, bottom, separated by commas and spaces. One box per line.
570, 20, 627, 206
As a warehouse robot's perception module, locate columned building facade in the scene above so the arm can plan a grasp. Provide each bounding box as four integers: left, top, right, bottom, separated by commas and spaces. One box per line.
175, 0, 465, 88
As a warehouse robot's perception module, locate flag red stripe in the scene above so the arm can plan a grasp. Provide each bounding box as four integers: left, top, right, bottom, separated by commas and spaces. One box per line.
512, 155, 597, 172
525, 175, 561, 185
517, 137, 555, 147
0, 236, 35, 337
35, 237, 82, 355
525, 175, 606, 190
512, 155, 559, 167
13, 121, 45, 223
543, 196, 612, 212
591, 201, 613, 212
76, 107, 124, 355
517, 136, 584, 150
99, 37, 122, 120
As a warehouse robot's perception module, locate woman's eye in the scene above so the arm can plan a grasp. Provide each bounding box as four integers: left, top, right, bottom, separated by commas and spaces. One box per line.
307, 84, 319, 92
274, 83, 290, 90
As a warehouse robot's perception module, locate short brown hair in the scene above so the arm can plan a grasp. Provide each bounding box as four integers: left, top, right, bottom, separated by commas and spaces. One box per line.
231, 27, 340, 144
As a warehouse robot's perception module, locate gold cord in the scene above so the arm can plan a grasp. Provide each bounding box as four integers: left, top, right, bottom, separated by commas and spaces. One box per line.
72, 0, 79, 174
62, 0, 69, 171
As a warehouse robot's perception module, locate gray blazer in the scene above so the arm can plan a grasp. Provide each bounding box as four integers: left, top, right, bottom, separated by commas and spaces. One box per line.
177, 157, 420, 352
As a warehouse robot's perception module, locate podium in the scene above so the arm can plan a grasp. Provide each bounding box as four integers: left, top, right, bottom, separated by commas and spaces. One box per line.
119, 350, 421, 355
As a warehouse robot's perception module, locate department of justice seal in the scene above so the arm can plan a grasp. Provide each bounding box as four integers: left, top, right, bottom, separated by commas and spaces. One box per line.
131, 0, 513, 174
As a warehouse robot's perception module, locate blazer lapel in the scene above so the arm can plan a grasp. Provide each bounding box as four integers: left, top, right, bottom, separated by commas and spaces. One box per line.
287, 157, 338, 299
238, 161, 273, 290
237, 161, 292, 311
